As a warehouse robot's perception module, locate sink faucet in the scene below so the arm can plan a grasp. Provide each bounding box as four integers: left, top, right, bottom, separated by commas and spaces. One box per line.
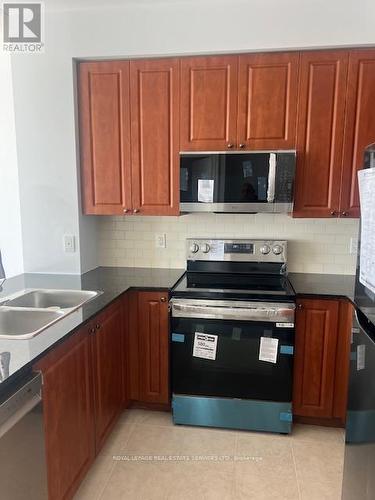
0, 250, 5, 291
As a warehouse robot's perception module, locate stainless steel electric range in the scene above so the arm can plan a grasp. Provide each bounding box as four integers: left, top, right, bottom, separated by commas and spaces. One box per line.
170, 238, 296, 434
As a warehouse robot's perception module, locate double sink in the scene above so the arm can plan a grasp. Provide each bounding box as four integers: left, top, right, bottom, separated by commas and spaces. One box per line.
0, 289, 102, 339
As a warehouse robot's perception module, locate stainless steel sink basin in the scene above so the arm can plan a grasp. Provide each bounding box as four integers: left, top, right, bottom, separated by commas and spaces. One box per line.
5, 289, 100, 310
0, 307, 65, 339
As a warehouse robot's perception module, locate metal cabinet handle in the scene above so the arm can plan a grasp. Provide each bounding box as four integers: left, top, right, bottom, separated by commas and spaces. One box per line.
96, 324, 101, 330
160, 297, 167, 303
89, 327, 96, 334
133, 209, 140, 214
341, 211, 348, 216
123, 208, 130, 214
297, 304, 303, 310
330, 211, 337, 216
227, 143, 234, 149
239, 143, 245, 149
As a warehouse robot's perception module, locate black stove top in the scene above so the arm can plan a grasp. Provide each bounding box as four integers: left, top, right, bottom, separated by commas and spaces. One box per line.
172, 271, 296, 301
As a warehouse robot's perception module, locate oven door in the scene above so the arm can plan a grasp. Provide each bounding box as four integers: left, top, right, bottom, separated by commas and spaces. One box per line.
170, 299, 295, 402
179, 152, 296, 213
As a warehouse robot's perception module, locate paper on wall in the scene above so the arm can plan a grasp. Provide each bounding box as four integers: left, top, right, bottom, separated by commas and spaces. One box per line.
259, 337, 279, 363
358, 168, 375, 294
198, 179, 214, 203
193, 333, 218, 360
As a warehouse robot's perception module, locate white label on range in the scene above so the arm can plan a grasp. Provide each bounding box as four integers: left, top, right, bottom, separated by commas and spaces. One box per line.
276, 322, 294, 328
193, 333, 218, 360
357, 344, 366, 371
259, 337, 279, 364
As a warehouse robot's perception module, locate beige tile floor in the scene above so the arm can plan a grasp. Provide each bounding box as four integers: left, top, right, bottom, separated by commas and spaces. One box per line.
75, 409, 345, 500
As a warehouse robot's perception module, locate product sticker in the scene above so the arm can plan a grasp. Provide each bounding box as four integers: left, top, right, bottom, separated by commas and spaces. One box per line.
193, 333, 218, 360
198, 179, 214, 203
259, 337, 279, 363
242, 160, 253, 178
357, 344, 366, 371
276, 322, 294, 328
208, 240, 225, 260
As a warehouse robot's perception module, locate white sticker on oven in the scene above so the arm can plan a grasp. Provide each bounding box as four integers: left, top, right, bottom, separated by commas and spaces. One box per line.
357, 344, 366, 371
193, 333, 218, 360
198, 179, 214, 203
276, 322, 294, 328
259, 337, 279, 363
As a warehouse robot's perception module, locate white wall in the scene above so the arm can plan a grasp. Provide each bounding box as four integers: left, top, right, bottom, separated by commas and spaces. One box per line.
9, 0, 375, 274
0, 53, 24, 278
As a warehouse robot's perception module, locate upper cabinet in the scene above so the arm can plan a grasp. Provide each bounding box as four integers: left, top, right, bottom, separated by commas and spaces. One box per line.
294, 48, 375, 218
180, 53, 299, 151
293, 51, 348, 218
78, 59, 180, 216
340, 49, 375, 217
79, 61, 132, 215
180, 55, 238, 151
237, 52, 299, 149
130, 58, 180, 215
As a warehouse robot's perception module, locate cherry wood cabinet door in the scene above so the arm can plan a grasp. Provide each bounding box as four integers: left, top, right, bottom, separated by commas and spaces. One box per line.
34, 326, 95, 500
138, 291, 169, 404
293, 298, 340, 418
180, 55, 238, 151
91, 300, 124, 452
237, 52, 299, 150
78, 61, 132, 215
340, 49, 375, 217
130, 58, 180, 215
293, 51, 349, 218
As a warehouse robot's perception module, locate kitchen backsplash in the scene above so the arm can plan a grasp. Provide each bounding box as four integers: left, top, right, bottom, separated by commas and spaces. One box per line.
98, 214, 359, 275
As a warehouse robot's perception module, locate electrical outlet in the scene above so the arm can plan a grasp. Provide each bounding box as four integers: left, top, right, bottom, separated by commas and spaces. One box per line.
350, 237, 358, 255
63, 234, 76, 253
155, 233, 167, 249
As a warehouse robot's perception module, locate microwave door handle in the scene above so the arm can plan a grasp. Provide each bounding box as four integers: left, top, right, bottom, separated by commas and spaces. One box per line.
267, 153, 276, 202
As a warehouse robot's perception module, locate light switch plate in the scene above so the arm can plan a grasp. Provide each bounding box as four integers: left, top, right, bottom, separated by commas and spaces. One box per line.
63, 234, 76, 253
155, 233, 167, 249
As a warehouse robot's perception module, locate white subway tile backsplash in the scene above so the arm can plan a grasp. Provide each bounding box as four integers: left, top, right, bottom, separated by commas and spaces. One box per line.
98, 214, 359, 275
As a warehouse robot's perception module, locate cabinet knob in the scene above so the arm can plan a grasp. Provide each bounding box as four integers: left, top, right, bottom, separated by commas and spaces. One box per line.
297, 303, 303, 310
160, 297, 167, 303
133, 209, 140, 214
239, 143, 245, 149
341, 211, 348, 216
330, 211, 337, 216
89, 327, 96, 334
96, 324, 101, 330
227, 143, 234, 149
123, 208, 130, 214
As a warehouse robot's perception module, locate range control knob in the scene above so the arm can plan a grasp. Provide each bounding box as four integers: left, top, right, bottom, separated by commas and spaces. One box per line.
260, 244, 271, 255
190, 243, 199, 254
272, 244, 284, 255
202, 243, 211, 254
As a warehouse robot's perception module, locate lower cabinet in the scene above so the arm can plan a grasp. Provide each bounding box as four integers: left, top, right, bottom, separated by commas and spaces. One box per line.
127, 290, 170, 406
34, 297, 125, 500
293, 297, 352, 424
34, 324, 95, 500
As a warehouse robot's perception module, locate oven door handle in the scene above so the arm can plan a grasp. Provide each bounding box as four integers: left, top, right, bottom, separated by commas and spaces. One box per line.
171, 302, 294, 322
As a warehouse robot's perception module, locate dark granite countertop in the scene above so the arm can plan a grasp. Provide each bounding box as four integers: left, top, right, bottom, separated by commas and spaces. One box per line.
0, 266, 185, 392
288, 273, 356, 302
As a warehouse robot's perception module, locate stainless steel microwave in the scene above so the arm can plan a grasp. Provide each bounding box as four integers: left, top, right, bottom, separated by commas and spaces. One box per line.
180, 151, 296, 213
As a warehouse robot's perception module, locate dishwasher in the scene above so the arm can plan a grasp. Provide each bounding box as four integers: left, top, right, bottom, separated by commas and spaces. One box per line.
0, 372, 48, 500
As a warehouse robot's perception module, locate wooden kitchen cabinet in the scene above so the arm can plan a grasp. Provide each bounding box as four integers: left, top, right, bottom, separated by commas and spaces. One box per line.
340, 49, 375, 217
180, 55, 238, 151
293, 298, 352, 424
34, 324, 95, 500
130, 58, 180, 215
127, 291, 170, 405
237, 52, 299, 150
180, 52, 299, 151
78, 59, 180, 216
91, 299, 124, 452
293, 50, 349, 218
78, 61, 132, 215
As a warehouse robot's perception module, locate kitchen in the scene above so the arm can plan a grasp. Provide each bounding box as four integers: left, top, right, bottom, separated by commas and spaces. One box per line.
0, 0, 375, 499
